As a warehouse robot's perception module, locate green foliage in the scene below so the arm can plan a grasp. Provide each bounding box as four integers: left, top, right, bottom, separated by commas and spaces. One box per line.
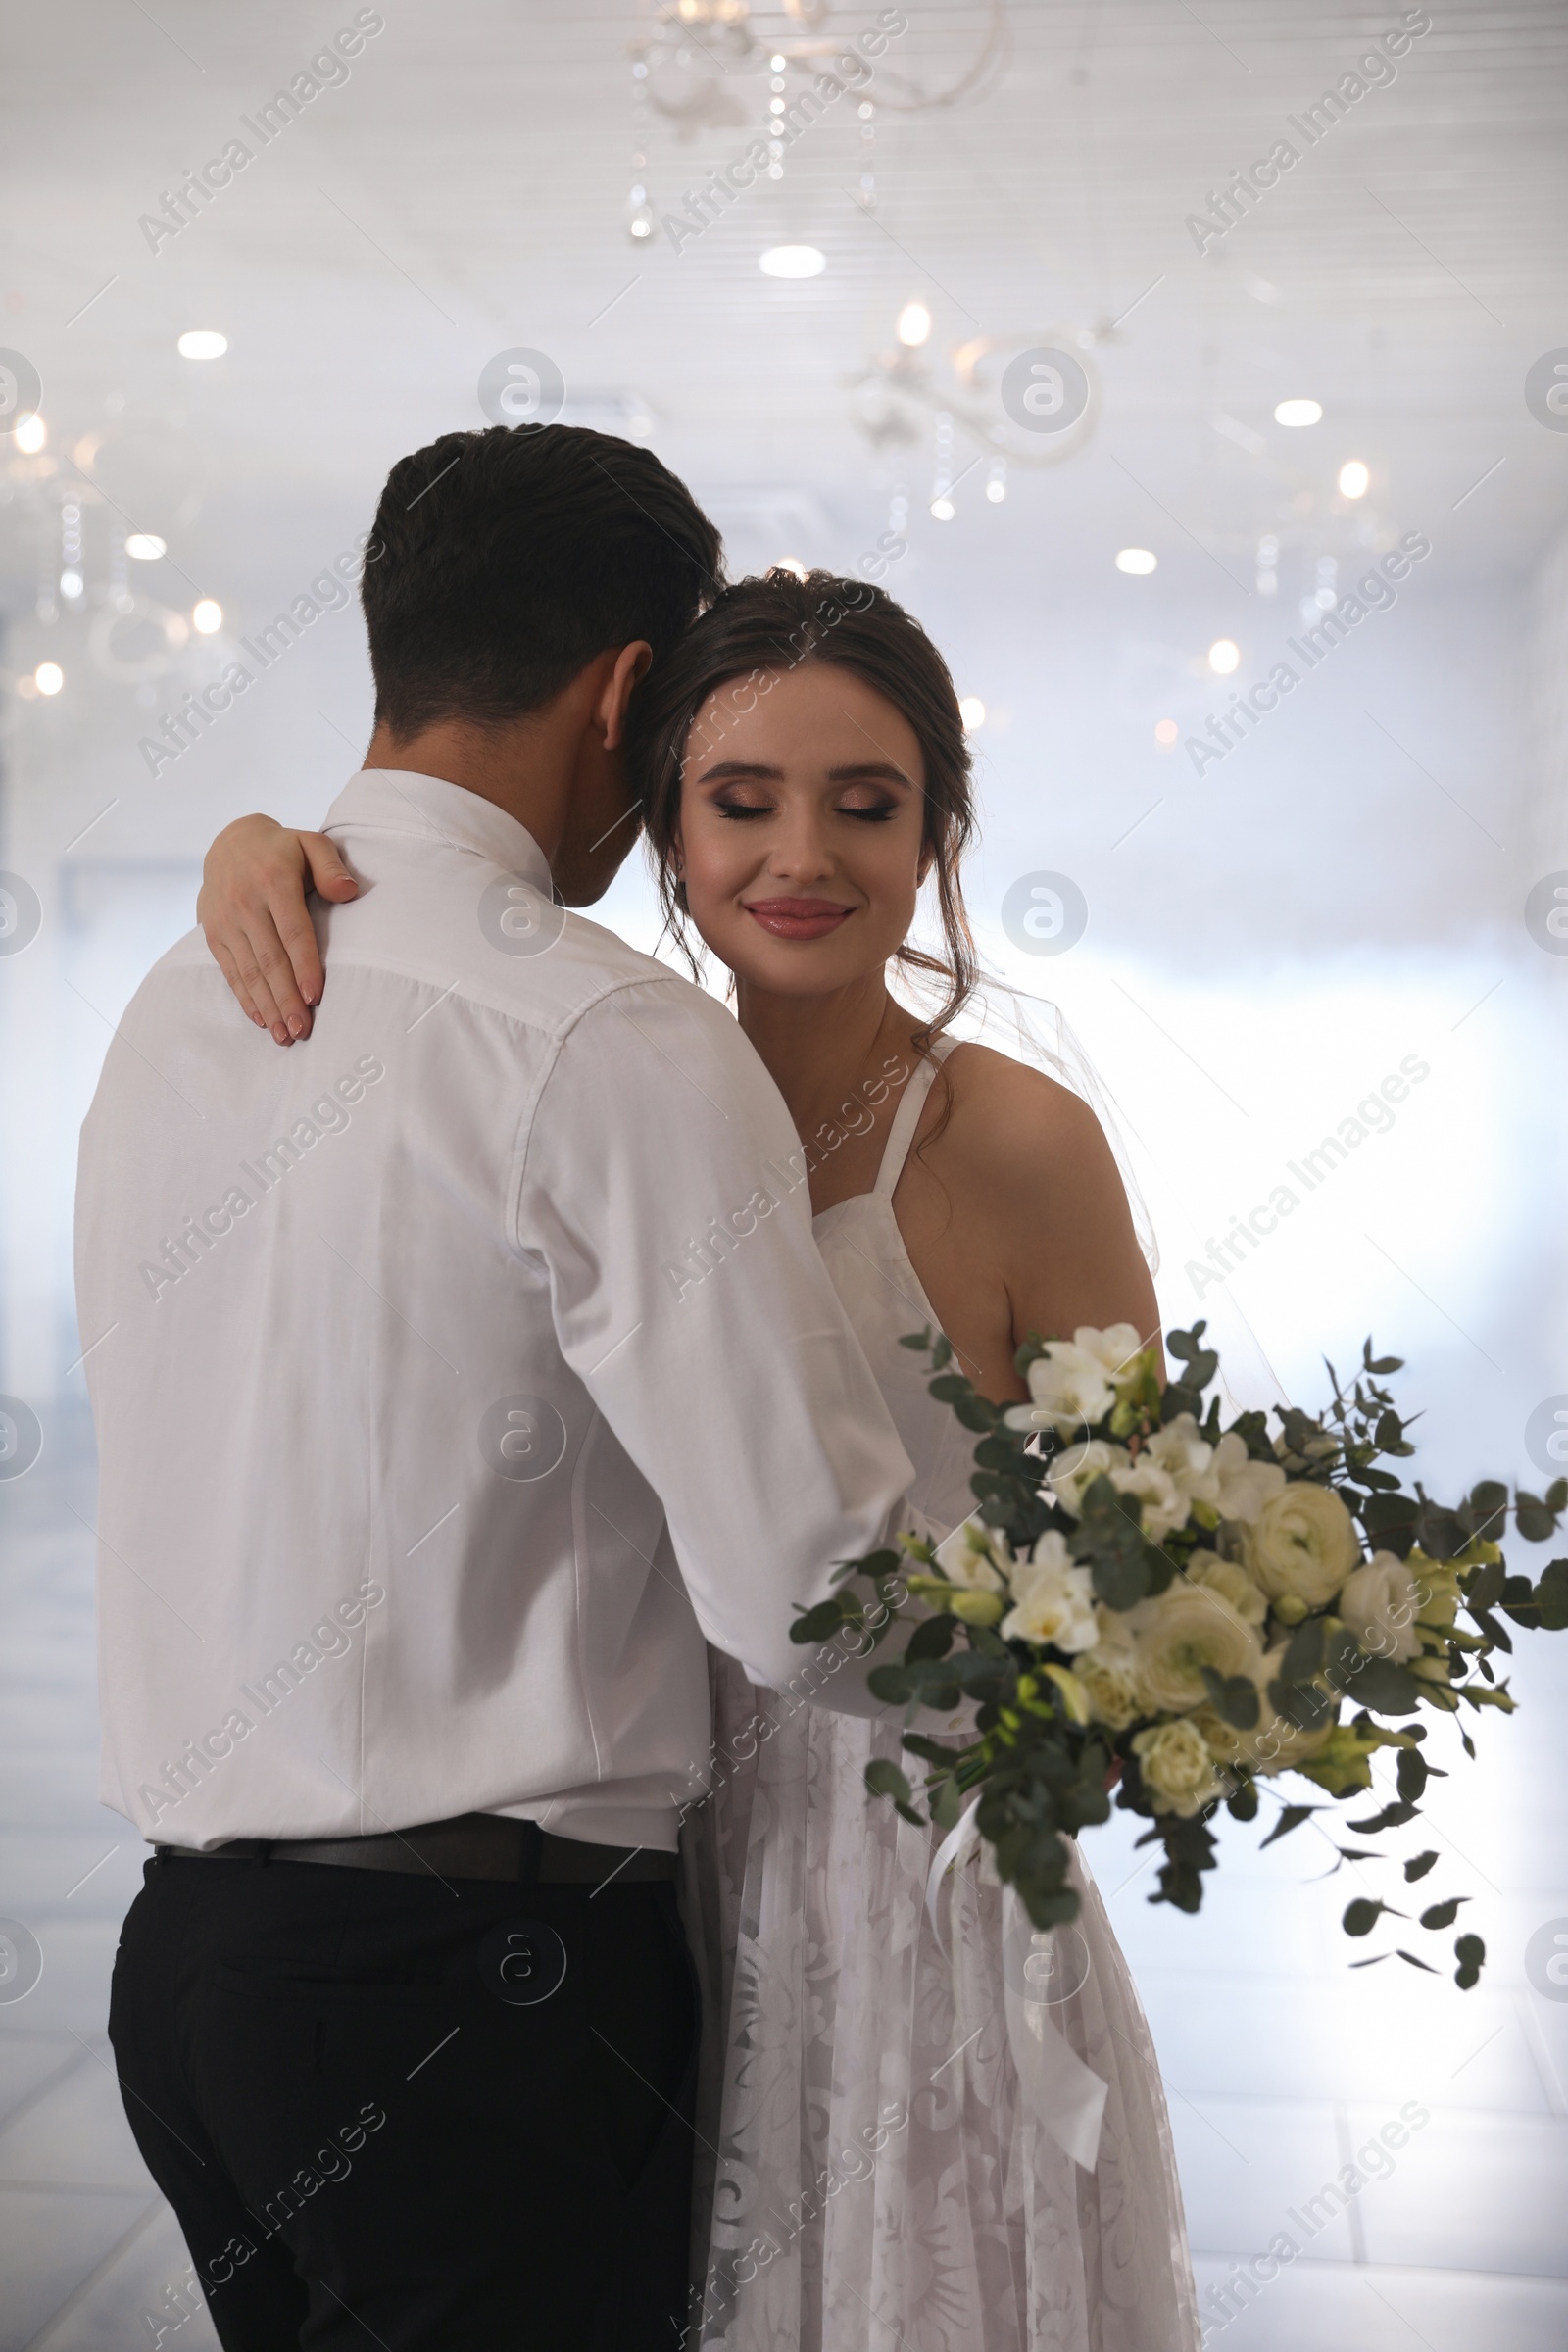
1201, 1667, 1262, 1730
863, 1757, 921, 1826
1259, 1804, 1318, 1848
827, 1326, 1565, 1980
1454, 1933, 1486, 1988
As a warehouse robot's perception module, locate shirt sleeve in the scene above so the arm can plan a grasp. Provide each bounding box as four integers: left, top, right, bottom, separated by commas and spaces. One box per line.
513, 974, 916, 1696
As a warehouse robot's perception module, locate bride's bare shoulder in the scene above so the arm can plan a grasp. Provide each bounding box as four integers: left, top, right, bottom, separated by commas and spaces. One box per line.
933, 1042, 1113, 1186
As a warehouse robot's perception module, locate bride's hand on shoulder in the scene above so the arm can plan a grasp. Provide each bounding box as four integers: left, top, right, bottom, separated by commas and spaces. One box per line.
197, 815, 359, 1044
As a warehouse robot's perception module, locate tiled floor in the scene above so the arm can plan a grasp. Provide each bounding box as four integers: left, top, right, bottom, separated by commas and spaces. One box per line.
2, 1426, 1565, 2347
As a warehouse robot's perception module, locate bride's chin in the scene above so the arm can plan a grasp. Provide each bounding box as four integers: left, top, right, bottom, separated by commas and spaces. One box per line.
712, 939, 886, 998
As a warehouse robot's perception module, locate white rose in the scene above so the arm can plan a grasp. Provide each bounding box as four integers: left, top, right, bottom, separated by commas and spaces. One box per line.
1047, 1438, 1130, 1517
1108, 1457, 1192, 1545
1075, 1643, 1145, 1731
1002, 1535, 1100, 1652
1208, 1432, 1289, 1525
1339, 1551, 1423, 1664
1243, 1482, 1361, 1605
1207, 1642, 1338, 1776
1131, 1719, 1225, 1817
932, 1514, 1009, 1593
1004, 1341, 1117, 1436
1126, 1580, 1264, 1712
1186, 1548, 1268, 1629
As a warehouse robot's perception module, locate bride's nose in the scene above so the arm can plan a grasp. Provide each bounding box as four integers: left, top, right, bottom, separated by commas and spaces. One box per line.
765, 807, 835, 881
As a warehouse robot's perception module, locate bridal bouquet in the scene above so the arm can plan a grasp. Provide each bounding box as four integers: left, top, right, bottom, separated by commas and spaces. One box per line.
791, 1323, 1568, 1986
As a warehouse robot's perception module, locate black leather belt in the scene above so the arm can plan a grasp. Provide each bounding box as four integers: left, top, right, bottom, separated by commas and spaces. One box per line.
155, 1811, 676, 1886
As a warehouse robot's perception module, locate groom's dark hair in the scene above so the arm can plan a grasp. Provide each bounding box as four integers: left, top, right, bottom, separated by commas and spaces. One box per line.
362, 424, 723, 739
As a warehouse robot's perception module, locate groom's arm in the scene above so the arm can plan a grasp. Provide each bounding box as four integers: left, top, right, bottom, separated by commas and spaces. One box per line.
513, 974, 916, 1703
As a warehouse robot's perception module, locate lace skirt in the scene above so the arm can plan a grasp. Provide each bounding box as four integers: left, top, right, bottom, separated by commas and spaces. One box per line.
680, 1653, 1201, 2352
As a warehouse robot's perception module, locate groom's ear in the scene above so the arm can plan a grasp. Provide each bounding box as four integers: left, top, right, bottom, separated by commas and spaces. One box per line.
599, 640, 654, 752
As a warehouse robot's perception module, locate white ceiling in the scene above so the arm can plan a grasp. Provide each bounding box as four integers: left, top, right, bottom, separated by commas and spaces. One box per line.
4, 0, 1566, 601
2, 0, 1566, 982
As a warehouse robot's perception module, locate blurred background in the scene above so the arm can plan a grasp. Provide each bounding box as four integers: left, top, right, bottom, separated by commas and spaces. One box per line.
2, 1, 1566, 2343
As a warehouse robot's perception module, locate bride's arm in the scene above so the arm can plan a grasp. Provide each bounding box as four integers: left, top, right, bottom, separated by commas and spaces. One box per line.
903, 1047, 1163, 1396
197, 816, 360, 1043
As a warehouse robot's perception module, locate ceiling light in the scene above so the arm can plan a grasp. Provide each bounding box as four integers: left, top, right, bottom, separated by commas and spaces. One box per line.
1154, 719, 1179, 745
958, 697, 985, 732
986, 477, 1005, 503
772, 557, 808, 580
1208, 638, 1241, 675
34, 662, 63, 695
192, 599, 223, 634
770, 52, 785, 69
126, 533, 167, 561
60, 570, 83, 599
1115, 548, 1157, 575
1338, 459, 1370, 498
929, 496, 955, 521
1274, 397, 1322, 427
760, 245, 825, 279
14, 414, 45, 454
177, 330, 228, 360
897, 300, 932, 348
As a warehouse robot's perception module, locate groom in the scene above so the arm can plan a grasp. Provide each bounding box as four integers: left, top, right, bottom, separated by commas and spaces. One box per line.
75, 423, 915, 2349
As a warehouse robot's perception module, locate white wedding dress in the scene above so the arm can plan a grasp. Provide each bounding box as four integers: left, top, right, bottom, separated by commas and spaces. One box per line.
682, 1044, 1200, 2352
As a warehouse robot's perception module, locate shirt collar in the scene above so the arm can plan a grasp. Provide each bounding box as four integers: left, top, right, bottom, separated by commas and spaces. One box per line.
321, 769, 553, 895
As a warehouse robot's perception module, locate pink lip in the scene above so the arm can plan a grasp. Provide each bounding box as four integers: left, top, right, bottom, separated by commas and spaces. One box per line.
743, 898, 857, 942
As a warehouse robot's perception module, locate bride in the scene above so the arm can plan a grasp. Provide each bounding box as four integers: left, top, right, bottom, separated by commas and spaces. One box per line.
197, 567, 1200, 2352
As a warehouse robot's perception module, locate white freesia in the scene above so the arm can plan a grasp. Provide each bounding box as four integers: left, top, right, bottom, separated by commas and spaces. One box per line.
1108, 1456, 1191, 1545
1072, 1323, 1148, 1383
1186, 1548, 1268, 1629
1048, 1438, 1129, 1517
1339, 1550, 1423, 1663
932, 1515, 1008, 1594
1144, 1413, 1215, 1497
1209, 1432, 1288, 1524
1004, 1344, 1116, 1436
1001, 1532, 1100, 1651
1004, 1323, 1147, 1437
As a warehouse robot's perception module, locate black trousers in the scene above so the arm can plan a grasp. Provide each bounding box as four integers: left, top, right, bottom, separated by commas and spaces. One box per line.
108, 1852, 699, 2349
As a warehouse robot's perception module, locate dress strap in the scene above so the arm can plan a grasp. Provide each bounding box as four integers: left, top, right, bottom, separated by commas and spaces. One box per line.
871, 1038, 956, 1200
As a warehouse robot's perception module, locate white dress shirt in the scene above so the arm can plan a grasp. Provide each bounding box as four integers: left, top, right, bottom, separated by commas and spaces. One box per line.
75, 771, 915, 1851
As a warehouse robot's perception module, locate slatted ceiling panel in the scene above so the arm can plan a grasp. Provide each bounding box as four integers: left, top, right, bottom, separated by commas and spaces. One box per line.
2, 0, 1565, 606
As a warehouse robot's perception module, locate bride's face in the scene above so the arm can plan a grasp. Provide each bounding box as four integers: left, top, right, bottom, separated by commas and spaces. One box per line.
675, 661, 929, 998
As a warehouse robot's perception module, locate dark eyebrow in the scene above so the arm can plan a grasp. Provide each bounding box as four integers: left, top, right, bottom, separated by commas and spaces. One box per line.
693, 759, 915, 788
826, 762, 914, 787
694, 760, 784, 783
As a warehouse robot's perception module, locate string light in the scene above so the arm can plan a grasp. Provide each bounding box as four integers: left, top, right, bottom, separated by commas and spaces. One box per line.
627, 58, 653, 241
930, 410, 955, 518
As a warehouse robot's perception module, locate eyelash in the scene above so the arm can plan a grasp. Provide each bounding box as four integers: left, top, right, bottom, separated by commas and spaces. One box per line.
713, 800, 899, 824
